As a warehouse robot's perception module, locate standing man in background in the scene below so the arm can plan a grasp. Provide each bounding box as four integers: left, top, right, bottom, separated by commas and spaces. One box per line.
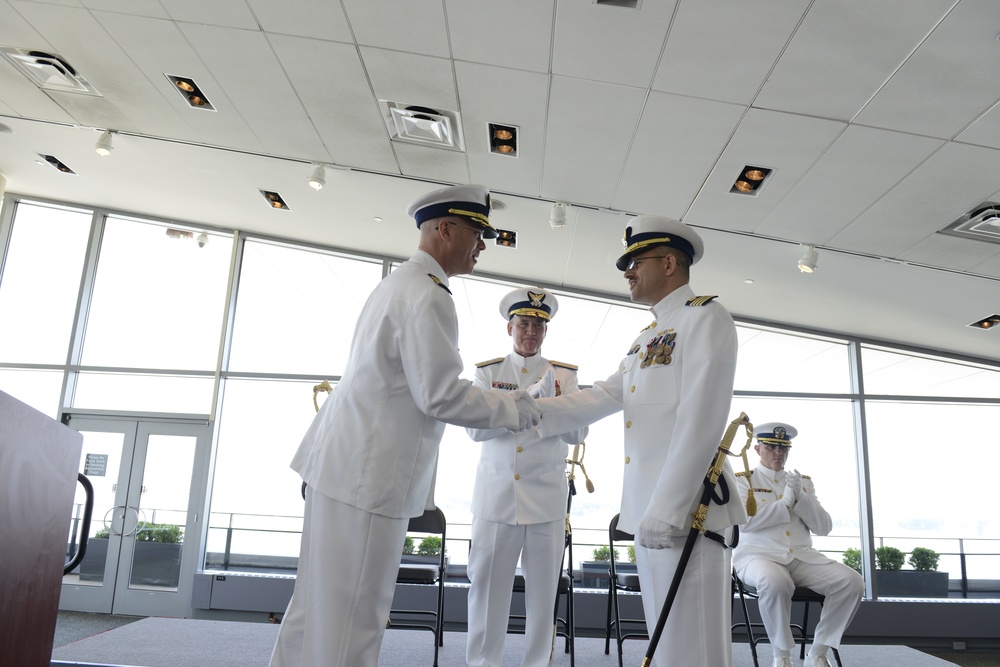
269, 184, 541, 667
533, 215, 745, 666
466, 287, 588, 667
733, 422, 864, 667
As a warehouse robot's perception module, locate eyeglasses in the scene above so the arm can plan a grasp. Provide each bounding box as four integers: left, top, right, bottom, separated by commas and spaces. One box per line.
442, 220, 485, 242
625, 254, 669, 270
760, 444, 791, 452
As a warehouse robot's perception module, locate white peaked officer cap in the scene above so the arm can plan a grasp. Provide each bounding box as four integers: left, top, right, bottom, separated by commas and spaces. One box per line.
405, 184, 498, 239
499, 287, 558, 321
754, 422, 798, 447
616, 215, 705, 270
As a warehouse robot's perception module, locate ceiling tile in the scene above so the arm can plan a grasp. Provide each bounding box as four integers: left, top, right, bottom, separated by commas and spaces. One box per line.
898, 232, 1000, 271
540, 75, 646, 207
855, 0, 1000, 138
652, 0, 809, 104
342, 0, 449, 57
757, 125, 944, 244
684, 108, 846, 232
79, 0, 169, 18
613, 92, 745, 218
247, 0, 352, 42
552, 1, 677, 88
360, 46, 458, 112
179, 23, 323, 160
159, 0, 258, 29
755, 0, 955, 121
446, 0, 553, 73
269, 34, 398, 173
455, 61, 548, 197
830, 142, 1000, 257
391, 141, 469, 184
92, 11, 261, 149
955, 99, 1000, 149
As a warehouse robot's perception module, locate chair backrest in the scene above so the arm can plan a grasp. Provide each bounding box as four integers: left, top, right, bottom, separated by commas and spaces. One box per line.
610, 513, 634, 543
408, 507, 446, 538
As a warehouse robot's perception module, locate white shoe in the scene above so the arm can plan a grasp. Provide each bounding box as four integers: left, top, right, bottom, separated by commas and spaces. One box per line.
804, 655, 833, 667
773, 656, 794, 667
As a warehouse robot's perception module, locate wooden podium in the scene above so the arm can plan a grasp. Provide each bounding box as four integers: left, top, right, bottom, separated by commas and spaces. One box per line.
0, 391, 83, 667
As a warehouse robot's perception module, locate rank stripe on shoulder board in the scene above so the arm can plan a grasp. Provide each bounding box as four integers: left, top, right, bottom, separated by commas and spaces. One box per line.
428, 273, 452, 295
476, 357, 504, 368
686, 295, 718, 306
549, 360, 578, 371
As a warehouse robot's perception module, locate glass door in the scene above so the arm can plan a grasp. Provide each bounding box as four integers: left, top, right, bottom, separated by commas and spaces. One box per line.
60, 416, 210, 617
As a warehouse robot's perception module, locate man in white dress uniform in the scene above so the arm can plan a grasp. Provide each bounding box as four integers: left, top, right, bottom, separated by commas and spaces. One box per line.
534, 215, 746, 666
465, 287, 588, 667
268, 184, 541, 667
733, 422, 864, 667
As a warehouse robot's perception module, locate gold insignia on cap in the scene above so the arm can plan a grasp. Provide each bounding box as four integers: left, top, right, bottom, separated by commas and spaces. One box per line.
528, 290, 545, 307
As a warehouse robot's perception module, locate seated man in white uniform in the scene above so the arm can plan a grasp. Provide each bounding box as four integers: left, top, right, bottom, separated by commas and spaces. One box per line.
733, 422, 864, 667
465, 287, 587, 667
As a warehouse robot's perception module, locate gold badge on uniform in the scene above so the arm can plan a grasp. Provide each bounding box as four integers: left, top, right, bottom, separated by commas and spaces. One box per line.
641, 330, 676, 368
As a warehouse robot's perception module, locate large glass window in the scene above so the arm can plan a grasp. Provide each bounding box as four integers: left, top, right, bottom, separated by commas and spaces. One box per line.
227, 240, 383, 375
735, 327, 851, 394
0, 201, 91, 365
861, 346, 1000, 398
82, 216, 232, 371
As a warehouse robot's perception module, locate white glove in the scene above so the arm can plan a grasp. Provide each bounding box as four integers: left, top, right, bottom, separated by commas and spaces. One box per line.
510, 389, 541, 432
637, 515, 681, 550
783, 469, 802, 506
526, 368, 556, 399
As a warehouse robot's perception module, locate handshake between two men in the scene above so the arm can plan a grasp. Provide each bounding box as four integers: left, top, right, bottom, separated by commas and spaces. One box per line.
506, 367, 555, 432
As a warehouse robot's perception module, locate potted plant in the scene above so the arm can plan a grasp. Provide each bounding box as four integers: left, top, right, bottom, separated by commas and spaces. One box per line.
876, 545, 948, 598
78, 522, 184, 586
842, 547, 862, 573
581, 545, 617, 588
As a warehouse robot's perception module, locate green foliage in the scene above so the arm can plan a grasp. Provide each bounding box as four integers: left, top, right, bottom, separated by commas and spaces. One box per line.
627, 545, 636, 564
416, 535, 443, 556
842, 547, 862, 573
402, 535, 415, 555
591, 545, 618, 562
93, 522, 183, 543
875, 546, 905, 571
908, 547, 940, 572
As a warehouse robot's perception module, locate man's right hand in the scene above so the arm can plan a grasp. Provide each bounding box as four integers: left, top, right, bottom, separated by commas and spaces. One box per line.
509, 389, 541, 432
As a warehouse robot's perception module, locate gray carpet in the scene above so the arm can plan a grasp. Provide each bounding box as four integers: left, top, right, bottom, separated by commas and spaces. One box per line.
50, 616, 966, 667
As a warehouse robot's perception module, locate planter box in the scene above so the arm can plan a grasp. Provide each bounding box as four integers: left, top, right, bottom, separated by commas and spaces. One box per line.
77, 538, 182, 587
876, 570, 949, 598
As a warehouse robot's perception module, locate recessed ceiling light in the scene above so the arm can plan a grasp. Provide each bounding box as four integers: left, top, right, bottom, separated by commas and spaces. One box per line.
744, 279, 755, 285
968, 314, 1000, 330
730, 165, 773, 196
259, 189, 290, 210
165, 74, 216, 111
495, 228, 516, 248
489, 123, 518, 157
37, 153, 76, 174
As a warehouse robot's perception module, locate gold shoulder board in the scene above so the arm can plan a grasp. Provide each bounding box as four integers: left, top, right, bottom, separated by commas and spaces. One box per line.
802, 474, 812, 480
549, 360, 578, 371
686, 295, 718, 306
475, 357, 504, 368
736, 470, 751, 477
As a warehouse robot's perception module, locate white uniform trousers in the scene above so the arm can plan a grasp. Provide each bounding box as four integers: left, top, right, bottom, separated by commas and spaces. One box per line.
634, 537, 733, 667
737, 558, 864, 652
466, 518, 565, 667
269, 488, 408, 667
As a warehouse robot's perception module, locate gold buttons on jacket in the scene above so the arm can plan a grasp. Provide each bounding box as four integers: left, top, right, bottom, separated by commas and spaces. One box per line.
626, 420, 632, 428
630, 385, 635, 393
625, 456, 631, 464
785, 530, 791, 536
514, 474, 521, 480
516, 446, 523, 453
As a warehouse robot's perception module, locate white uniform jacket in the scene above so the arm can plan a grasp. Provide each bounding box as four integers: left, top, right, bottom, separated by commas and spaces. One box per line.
466, 353, 588, 525
536, 285, 745, 536
733, 465, 835, 570
290, 250, 520, 520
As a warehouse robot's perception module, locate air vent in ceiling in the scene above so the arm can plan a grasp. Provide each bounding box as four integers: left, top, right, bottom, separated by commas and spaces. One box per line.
940, 203, 1000, 245
1, 47, 102, 96
595, 0, 642, 8
380, 101, 465, 152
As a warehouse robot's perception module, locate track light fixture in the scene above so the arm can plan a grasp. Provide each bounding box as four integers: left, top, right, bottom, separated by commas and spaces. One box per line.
95, 130, 114, 156
307, 164, 326, 191
550, 202, 567, 229
797, 244, 818, 273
